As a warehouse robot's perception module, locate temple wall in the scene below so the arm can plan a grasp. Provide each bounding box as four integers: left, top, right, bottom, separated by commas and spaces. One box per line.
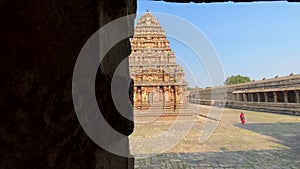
133, 85, 187, 110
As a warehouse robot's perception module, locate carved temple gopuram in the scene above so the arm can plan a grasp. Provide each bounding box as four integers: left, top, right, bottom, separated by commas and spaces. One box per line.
129, 12, 188, 111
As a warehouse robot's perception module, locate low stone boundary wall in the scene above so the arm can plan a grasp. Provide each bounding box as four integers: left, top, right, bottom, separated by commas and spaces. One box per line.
189, 99, 300, 115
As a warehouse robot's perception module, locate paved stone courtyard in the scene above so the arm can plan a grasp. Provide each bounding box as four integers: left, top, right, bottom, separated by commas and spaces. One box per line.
129, 104, 300, 169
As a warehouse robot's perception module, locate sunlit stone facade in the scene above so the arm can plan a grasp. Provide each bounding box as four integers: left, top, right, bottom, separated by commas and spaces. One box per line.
129, 12, 188, 110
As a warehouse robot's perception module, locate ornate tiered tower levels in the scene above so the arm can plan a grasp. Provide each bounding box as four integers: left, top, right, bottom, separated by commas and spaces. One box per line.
129, 12, 188, 111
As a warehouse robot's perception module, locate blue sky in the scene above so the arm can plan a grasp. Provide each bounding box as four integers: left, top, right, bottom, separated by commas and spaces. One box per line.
137, 0, 300, 88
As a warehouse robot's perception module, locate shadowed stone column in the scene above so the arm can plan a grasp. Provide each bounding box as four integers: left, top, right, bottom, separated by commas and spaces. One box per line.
257, 93, 261, 102
283, 91, 288, 103
243, 93, 247, 102
295, 90, 300, 103
250, 93, 254, 102
238, 93, 242, 101
134, 87, 137, 103
264, 93, 268, 102
273, 91, 278, 102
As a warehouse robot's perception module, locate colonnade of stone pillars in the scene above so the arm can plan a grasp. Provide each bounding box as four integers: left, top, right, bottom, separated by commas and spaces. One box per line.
234, 90, 300, 103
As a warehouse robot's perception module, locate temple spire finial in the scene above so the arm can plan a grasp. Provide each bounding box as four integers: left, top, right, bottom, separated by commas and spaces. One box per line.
146, 9, 149, 12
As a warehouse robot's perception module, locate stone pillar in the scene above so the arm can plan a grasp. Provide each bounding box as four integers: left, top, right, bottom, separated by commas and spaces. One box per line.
137, 88, 141, 100
295, 90, 300, 103
235, 94, 239, 101
257, 93, 261, 102
243, 93, 247, 102
238, 93, 242, 101
273, 91, 278, 102
250, 93, 254, 102
179, 87, 184, 103
174, 86, 177, 108
141, 87, 144, 101
133, 87, 137, 103
283, 91, 288, 103
162, 86, 166, 107
175, 86, 180, 103
264, 93, 268, 102
170, 87, 174, 101
164, 86, 169, 101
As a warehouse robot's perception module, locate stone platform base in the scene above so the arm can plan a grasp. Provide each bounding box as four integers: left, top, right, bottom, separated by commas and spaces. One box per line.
133, 107, 195, 121
134, 102, 188, 111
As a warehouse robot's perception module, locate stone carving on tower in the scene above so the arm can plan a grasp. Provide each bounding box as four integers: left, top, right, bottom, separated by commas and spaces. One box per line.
129, 11, 188, 111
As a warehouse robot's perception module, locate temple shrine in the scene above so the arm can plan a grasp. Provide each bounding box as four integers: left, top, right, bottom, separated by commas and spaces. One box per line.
129, 11, 188, 111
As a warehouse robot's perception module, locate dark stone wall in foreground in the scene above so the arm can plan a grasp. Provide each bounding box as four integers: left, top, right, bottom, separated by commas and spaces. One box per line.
0, 0, 135, 168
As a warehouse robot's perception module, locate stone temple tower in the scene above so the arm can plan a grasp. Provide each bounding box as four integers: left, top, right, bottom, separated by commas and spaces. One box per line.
129, 11, 188, 112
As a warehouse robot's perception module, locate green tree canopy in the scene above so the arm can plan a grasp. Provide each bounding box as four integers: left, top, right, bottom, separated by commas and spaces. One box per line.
225, 75, 251, 85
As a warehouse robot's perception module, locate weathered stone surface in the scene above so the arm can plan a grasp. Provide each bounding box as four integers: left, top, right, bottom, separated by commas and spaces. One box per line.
0, 0, 136, 168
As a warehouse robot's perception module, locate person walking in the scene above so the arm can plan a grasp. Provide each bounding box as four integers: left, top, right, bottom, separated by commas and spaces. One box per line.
240, 112, 245, 124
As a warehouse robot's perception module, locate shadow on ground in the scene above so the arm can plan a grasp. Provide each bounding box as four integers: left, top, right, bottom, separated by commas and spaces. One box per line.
135, 148, 300, 168
235, 122, 300, 153
134, 122, 300, 168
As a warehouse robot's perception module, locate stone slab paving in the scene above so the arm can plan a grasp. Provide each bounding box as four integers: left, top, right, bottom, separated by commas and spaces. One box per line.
130, 104, 300, 168
134, 150, 299, 169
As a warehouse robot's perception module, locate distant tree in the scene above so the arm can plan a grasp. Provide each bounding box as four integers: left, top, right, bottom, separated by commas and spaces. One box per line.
225, 75, 251, 85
